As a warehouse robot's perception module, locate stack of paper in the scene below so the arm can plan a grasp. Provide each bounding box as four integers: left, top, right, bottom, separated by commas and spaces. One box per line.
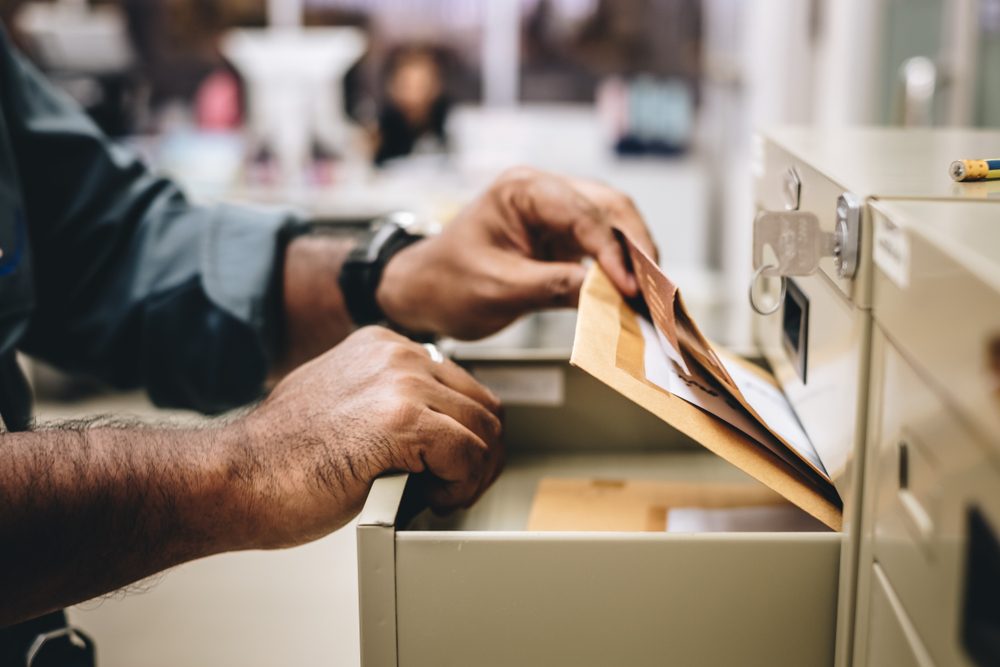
569, 230, 842, 529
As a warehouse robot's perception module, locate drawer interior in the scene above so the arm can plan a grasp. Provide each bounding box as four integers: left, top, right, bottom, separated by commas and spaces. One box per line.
359, 453, 844, 667
401, 450, 836, 535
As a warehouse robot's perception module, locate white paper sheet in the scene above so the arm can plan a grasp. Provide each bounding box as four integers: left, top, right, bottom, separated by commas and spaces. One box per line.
715, 348, 825, 475
638, 316, 826, 477
666, 505, 830, 533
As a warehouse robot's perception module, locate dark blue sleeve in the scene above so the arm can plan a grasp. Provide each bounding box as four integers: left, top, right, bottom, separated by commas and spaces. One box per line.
0, 29, 298, 413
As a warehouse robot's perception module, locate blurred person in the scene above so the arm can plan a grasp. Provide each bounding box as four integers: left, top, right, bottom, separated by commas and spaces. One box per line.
122, 0, 229, 113
374, 44, 450, 166
0, 25, 657, 667
518, 0, 701, 105
575, 0, 701, 98
520, 0, 599, 102
123, 0, 265, 131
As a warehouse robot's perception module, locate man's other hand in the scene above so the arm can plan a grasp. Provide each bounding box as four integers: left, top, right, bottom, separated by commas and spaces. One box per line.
376, 167, 659, 339
238, 326, 504, 549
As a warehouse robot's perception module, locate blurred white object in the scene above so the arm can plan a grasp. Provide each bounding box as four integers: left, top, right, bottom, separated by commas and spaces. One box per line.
222, 28, 367, 185
482, 1, 520, 106
15, 0, 133, 74
898, 56, 938, 127
268, 0, 304, 29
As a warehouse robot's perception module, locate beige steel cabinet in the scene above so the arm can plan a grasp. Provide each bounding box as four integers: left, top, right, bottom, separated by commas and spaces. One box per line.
752, 128, 1000, 666
853, 200, 1000, 667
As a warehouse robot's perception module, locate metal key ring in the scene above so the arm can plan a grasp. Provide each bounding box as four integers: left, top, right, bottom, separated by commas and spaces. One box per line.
748, 264, 787, 316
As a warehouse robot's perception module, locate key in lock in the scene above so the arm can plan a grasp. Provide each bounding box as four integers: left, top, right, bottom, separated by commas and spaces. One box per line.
749, 193, 862, 315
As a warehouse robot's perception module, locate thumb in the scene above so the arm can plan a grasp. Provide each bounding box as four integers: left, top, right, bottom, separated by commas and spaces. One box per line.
506, 258, 589, 311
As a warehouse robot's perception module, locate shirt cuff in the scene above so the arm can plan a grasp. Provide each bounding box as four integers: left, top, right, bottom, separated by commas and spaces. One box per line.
199, 203, 303, 365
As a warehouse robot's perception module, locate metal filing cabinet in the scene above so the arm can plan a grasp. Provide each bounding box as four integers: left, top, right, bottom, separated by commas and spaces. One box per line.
751, 128, 1000, 667
853, 200, 1000, 667
356, 129, 1000, 667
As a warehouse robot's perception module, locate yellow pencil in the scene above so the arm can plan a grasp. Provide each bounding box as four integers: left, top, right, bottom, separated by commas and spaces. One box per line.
950, 159, 1000, 182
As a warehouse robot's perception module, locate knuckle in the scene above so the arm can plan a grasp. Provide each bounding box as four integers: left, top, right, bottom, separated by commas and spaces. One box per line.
393, 372, 428, 396
614, 191, 636, 210
389, 398, 423, 429
473, 271, 506, 306
356, 324, 388, 341
387, 341, 420, 365
546, 272, 576, 305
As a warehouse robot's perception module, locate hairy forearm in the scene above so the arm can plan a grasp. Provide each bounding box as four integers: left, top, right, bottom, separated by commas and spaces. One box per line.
0, 418, 251, 627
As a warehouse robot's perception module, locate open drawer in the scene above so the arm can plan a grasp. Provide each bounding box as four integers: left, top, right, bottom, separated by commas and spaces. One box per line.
358, 446, 842, 667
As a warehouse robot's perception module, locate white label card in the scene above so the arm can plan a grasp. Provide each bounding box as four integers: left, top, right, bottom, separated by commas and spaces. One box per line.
470, 366, 565, 407
874, 216, 910, 289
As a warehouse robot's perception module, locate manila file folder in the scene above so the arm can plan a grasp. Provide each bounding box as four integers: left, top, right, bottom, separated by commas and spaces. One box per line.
570, 258, 843, 531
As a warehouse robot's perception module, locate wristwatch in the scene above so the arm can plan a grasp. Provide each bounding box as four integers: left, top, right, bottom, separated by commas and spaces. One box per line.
338, 212, 435, 327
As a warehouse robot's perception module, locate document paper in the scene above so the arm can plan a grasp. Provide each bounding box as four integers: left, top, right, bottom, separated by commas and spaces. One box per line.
666, 505, 829, 533
618, 228, 830, 483
638, 318, 824, 475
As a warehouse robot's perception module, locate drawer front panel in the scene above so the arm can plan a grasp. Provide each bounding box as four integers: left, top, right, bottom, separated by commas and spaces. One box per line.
394, 533, 840, 667
869, 336, 1000, 666
871, 205, 1000, 452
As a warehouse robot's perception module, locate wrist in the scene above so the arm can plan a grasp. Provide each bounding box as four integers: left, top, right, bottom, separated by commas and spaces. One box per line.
375, 238, 434, 335
279, 233, 356, 375
187, 420, 268, 554
227, 400, 382, 550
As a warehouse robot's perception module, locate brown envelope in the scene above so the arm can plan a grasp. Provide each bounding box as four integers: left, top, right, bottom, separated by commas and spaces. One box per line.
616, 228, 830, 485
527, 477, 789, 532
570, 264, 843, 531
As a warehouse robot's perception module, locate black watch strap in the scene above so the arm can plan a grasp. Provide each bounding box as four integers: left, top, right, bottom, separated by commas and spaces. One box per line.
339, 216, 424, 326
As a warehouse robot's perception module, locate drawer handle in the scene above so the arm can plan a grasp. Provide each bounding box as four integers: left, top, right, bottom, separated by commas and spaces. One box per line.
900, 491, 934, 542
897, 441, 934, 542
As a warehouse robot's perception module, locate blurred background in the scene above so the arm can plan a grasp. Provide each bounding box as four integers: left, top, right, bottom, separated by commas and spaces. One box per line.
3, 0, 998, 664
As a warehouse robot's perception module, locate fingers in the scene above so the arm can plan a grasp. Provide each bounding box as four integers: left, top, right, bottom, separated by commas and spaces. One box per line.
503, 257, 588, 311
498, 168, 655, 298
423, 381, 503, 454
422, 366, 505, 506
430, 358, 503, 417
373, 335, 505, 511
414, 408, 504, 512
565, 176, 659, 263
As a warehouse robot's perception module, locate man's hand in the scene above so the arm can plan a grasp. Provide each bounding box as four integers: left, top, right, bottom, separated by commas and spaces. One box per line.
240, 326, 504, 548
0, 327, 503, 625
376, 167, 659, 339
